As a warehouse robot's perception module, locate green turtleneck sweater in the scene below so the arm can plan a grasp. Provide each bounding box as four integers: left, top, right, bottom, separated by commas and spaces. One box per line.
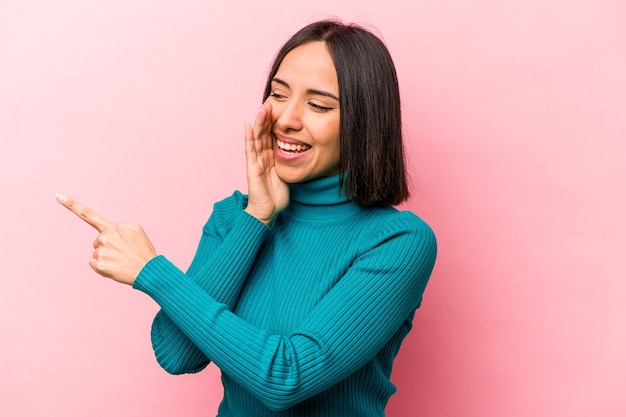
133, 174, 437, 416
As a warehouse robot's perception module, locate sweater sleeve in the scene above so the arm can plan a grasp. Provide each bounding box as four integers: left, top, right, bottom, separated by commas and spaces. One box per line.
133, 212, 436, 411
146, 192, 271, 374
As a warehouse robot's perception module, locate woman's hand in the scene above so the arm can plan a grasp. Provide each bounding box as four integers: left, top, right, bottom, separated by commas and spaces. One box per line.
244, 102, 289, 226
55, 194, 158, 285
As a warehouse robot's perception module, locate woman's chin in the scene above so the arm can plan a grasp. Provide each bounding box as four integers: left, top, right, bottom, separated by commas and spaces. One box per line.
275, 163, 341, 184
275, 166, 305, 184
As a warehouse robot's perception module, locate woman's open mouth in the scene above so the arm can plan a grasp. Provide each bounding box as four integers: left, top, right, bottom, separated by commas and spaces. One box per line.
276, 139, 311, 154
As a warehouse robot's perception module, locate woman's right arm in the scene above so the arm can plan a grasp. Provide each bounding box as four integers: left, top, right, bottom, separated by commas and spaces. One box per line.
152, 102, 286, 374
150, 193, 271, 374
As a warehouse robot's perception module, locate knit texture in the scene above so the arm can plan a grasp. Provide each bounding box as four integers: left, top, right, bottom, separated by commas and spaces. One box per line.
133, 174, 437, 416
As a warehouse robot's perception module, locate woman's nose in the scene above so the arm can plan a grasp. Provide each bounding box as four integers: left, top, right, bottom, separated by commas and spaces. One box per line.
273, 100, 303, 132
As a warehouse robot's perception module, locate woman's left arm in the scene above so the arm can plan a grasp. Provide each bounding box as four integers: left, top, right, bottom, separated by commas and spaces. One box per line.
133, 213, 437, 412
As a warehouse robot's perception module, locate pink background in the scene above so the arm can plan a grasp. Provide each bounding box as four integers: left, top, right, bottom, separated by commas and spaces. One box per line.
1, 1, 625, 416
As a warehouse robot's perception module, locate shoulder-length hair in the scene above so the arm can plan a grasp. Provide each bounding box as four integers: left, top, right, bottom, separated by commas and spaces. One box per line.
263, 20, 409, 207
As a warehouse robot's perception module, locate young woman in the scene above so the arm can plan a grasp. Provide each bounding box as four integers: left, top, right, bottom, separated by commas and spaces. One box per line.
57, 20, 437, 417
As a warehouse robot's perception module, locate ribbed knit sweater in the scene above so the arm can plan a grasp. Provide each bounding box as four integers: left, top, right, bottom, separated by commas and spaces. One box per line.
133, 174, 437, 416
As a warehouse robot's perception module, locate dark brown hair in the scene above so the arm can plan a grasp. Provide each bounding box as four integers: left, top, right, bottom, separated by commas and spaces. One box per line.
263, 20, 409, 207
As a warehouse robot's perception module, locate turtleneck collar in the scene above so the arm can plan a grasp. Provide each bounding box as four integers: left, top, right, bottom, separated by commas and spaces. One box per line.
283, 174, 364, 222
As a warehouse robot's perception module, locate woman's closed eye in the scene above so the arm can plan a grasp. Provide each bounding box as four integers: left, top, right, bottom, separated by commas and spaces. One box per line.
308, 101, 334, 112
270, 91, 287, 100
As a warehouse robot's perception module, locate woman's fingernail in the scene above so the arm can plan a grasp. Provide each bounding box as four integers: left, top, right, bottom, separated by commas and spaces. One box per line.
55, 192, 68, 203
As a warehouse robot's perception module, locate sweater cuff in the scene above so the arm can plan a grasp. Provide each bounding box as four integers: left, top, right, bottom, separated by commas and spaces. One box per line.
227, 207, 272, 246
133, 254, 181, 294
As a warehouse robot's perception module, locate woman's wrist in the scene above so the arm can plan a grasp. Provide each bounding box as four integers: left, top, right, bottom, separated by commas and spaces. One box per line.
244, 206, 276, 227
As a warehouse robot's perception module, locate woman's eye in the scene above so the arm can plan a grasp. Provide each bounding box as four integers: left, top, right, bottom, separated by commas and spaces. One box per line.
309, 102, 333, 112
269, 91, 286, 99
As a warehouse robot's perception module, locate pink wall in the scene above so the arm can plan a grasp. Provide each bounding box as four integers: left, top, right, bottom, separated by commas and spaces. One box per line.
1, 1, 624, 416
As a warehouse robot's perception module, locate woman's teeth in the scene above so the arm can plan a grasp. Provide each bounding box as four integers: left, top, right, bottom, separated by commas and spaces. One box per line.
277, 139, 311, 152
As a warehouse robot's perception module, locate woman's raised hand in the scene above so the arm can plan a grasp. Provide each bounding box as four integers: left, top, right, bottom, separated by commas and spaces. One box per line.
244, 102, 289, 226
55, 194, 158, 285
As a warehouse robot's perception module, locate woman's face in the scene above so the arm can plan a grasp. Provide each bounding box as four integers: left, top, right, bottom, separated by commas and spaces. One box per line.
267, 41, 341, 184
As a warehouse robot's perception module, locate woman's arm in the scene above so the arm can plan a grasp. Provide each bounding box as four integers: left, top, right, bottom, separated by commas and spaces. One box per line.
148, 102, 285, 373
133, 213, 437, 411
149, 196, 271, 374
55, 188, 273, 374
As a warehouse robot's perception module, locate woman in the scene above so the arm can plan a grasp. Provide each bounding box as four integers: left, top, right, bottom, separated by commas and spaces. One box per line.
57, 20, 437, 417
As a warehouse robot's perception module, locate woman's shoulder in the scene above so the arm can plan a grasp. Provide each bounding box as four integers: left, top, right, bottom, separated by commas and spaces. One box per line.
348, 206, 437, 260
367, 206, 435, 240
368, 207, 436, 256
201, 191, 248, 233
213, 190, 248, 212
352, 207, 437, 286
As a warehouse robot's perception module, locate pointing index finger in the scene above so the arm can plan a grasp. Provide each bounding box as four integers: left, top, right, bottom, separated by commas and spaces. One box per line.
55, 193, 114, 232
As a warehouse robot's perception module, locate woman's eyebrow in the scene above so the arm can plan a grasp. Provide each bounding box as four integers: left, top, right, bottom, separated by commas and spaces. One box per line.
272, 77, 339, 101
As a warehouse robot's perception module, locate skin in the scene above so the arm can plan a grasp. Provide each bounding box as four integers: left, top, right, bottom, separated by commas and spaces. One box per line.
56, 40, 342, 285
55, 192, 157, 285
267, 41, 341, 185
245, 41, 341, 225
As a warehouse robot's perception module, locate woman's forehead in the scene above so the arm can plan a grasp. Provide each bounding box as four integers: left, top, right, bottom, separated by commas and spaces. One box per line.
274, 42, 339, 94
